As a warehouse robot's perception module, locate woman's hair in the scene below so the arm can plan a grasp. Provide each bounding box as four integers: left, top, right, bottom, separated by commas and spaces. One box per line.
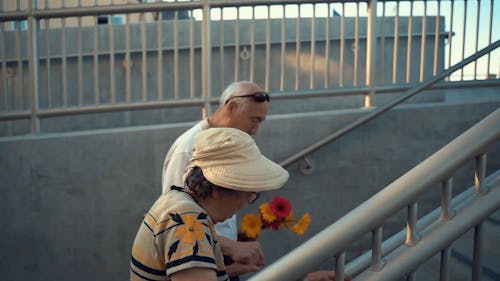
185, 167, 237, 198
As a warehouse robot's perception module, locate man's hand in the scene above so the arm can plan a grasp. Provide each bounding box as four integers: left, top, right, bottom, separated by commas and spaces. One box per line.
305, 270, 352, 281
218, 235, 264, 276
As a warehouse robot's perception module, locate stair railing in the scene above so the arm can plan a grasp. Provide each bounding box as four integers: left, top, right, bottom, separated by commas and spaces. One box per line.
251, 105, 499, 281
280, 39, 500, 168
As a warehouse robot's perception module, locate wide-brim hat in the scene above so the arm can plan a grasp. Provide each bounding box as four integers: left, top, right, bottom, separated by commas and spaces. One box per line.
189, 127, 289, 192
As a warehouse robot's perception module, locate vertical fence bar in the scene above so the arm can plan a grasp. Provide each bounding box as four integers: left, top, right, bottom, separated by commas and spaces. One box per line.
460, 0, 468, 80
280, 4, 286, 91
472, 223, 484, 281
392, 1, 399, 84
201, 0, 212, 118
339, 2, 344, 87
433, 0, 441, 76
15, 17, 24, 108
365, 0, 377, 108
309, 4, 316, 89
353, 3, 359, 86
419, 1, 427, 82
334, 251, 346, 281
440, 245, 451, 281
189, 11, 195, 99
371, 226, 385, 271
324, 2, 330, 88
486, 0, 493, 76
406, 1, 413, 83
250, 6, 256, 82
173, 10, 179, 100
294, 5, 301, 90
61, 15, 68, 106
108, 14, 115, 103
447, 0, 455, 81
475, 153, 487, 194
219, 8, 225, 92
157, 10, 163, 100
474, 0, 481, 79
0, 23, 7, 112
125, 14, 131, 102
265, 6, 271, 91
77, 11, 83, 106
44, 18, 52, 107
142, 11, 149, 101
234, 7, 240, 82
93, 15, 99, 104
406, 202, 419, 246
379, 1, 386, 84
440, 178, 454, 220
27, 0, 40, 133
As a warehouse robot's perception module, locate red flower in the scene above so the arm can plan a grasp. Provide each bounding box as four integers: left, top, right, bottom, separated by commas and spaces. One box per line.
269, 196, 292, 219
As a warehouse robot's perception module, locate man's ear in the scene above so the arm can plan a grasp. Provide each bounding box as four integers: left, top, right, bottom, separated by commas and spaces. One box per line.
225, 100, 238, 114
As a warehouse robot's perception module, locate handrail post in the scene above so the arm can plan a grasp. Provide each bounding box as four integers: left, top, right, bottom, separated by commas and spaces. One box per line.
371, 226, 385, 271
440, 178, 455, 220
201, 0, 212, 118
472, 223, 484, 281
474, 153, 487, 195
406, 202, 420, 246
440, 245, 451, 281
335, 251, 346, 281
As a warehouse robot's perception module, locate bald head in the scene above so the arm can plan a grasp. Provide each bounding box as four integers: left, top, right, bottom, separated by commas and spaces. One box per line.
209, 81, 269, 136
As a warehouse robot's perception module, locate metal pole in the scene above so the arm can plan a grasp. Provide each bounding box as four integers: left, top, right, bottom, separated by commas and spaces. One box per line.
440, 245, 451, 281
406, 202, 419, 246
475, 154, 487, 195
201, 0, 212, 118
471, 223, 484, 281
335, 251, 346, 281
371, 226, 385, 271
27, 0, 40, 134
365, 0, 377, 108
440, 178, 455, 220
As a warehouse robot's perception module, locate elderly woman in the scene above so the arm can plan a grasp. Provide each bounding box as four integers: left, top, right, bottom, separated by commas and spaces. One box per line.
130, 127, 289, 281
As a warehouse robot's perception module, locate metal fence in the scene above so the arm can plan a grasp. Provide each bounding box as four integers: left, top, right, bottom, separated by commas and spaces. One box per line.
0, 0, 499, 135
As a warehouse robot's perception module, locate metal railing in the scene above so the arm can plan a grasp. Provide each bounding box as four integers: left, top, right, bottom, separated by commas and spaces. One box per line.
0, 0, 499, 135
250, 107, 500, 281
280, 39, 500, 167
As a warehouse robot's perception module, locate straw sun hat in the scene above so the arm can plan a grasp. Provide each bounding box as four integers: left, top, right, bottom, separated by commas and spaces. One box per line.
187, 127, 289, 192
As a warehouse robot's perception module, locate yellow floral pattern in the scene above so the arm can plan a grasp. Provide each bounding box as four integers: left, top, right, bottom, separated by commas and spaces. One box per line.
174, 213, 206, 244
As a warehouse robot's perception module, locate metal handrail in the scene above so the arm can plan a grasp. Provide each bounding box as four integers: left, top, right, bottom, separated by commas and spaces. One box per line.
250, 106, 500, 281
279, 39, 500, 168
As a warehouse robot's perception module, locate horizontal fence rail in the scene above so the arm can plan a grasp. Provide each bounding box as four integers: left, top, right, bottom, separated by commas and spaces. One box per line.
249, 107, 500, 281
0, 0, 499, 136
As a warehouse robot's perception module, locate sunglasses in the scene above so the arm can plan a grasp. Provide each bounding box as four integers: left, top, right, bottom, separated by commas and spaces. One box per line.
248, 192, 261, 204
225, 91, 270, 104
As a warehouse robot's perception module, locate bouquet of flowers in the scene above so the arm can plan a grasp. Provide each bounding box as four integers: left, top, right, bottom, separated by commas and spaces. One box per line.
238, 196, 311, 240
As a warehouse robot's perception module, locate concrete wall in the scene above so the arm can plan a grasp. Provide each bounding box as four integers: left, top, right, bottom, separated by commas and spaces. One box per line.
1, 99, 499, 281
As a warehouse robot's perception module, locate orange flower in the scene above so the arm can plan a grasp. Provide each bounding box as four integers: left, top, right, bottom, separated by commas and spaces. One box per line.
240, 213, 262, 239
291, 213, 311, 236
259, 203, 278, 224
282, 212, 296, 228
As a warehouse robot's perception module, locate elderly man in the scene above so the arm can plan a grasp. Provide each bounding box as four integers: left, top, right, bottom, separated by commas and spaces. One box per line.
161, 81, 270, 279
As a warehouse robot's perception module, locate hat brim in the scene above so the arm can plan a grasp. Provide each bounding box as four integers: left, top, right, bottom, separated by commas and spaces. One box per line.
200, 154, 289, 192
